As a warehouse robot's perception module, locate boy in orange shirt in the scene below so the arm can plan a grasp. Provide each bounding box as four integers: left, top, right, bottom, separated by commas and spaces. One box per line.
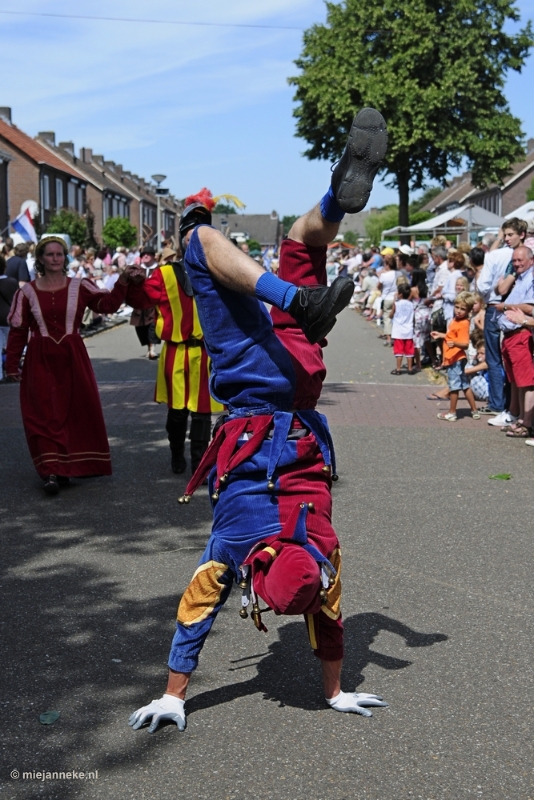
431, 292, 481, 421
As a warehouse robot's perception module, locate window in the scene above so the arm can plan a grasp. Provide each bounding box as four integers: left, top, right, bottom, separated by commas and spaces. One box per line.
55, 178, 63, 209
67, 181, 76, 209
77, 186, 84, 213
42, 174, 50, 210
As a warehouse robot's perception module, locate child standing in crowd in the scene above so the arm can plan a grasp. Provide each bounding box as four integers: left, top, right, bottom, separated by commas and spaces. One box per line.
390, 283, 416, 375
465, 337, 490, 403
432, 292, 480, 421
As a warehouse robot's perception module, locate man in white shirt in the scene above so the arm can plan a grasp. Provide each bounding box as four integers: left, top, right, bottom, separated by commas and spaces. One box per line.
477, 217, 527, 422
429, 246, 449, 311
344, 248, 362, 275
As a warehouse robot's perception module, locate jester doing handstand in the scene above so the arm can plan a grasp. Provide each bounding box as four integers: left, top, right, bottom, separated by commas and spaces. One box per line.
129, 109, 389, 733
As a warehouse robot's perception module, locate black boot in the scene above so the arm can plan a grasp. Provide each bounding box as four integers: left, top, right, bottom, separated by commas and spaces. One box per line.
166, 408, 189, 474
288, 277, 355, 344
189, 414, 212, 474
331, 108, 388, 214
43, 475, 60, 496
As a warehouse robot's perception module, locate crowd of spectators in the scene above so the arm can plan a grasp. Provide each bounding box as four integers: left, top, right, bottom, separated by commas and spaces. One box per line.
330, 218, 534, 442
0, 236, 181, 376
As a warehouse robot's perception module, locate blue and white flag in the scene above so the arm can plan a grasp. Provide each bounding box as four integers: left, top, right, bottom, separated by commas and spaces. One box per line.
11, 208, 37, 243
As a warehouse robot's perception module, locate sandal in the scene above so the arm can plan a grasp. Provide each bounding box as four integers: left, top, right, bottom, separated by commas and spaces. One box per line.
426, 393, 443, 401
407, 368, 418, 375
437, 412, 457, 422
390, 369, 402, 375
505, 424, 533, 438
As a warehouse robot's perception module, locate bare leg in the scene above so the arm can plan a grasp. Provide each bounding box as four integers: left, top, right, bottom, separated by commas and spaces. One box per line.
190, 202, 340, 295
396, 355, 403, 371
464, 387, 478, 413
407, 356, 414, 371
288, 204, 341, 247
449, 390, 459, 415
508, 383, 520, 417
166, 668, 192, 700
518, 387, 526, 422
321, 658, 342, 699
522, 387, 534, 427
193, 226, 265, 294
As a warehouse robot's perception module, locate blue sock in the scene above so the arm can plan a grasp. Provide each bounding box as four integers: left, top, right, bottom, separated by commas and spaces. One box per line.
255, 272, 298, 311
320, 185, 345, 223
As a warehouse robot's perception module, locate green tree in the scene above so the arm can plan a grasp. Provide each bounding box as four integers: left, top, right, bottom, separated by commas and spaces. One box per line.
46, 209, 87, 246
289, 0, 532, 229
364, 205, 400, 245
342, 230, 358, 245
213, 203, 237, 214
247, 239, 262, 253
526, 177, 534, 202
282, 215, 299, 235
102, 217, 138, 249
410, 186, 442, 215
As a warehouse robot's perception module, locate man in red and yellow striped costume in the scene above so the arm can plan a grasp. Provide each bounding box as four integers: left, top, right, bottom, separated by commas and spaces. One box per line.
127, 255, 222, 473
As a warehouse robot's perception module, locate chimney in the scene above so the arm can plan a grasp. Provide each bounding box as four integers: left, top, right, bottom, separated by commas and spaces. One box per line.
0, 107, 12, 123
58, 141, 75, 157
80, 147, 92, 164
104, 160, 116, 172
92, 154, 104, 166
38, 131, 56, 146
527, 138, 534, 155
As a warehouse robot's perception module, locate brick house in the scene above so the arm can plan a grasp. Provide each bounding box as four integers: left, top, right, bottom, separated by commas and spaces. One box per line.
421, 139, 534, 218
0, 107, 88, 236
0, 106, 181, 247
37, 135, 181, 246
211, 212, 283, 247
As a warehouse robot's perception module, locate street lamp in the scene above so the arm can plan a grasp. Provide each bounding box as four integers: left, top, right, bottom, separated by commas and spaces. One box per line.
151, 174, 168, 252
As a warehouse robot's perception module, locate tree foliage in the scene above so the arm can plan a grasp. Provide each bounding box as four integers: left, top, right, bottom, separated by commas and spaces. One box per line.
289, 0, 533, 227
282, 215, 299, 235
213, 203, 237, 214
342, 230, 358, 245
364, 204, 433, 245
526, 178, 534, 202
365, 206, 400, 245
102, 217, 138, 249
46, 210, 87, 246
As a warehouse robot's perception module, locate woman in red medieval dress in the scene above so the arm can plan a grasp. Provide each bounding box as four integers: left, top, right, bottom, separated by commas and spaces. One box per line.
6, 236, 142, 495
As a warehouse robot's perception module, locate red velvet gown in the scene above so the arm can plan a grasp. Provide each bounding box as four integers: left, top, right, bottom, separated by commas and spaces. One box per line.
6, 278, 128, 479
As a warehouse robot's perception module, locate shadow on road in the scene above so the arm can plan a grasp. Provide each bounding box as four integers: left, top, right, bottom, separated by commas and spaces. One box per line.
186, 613, 448, 715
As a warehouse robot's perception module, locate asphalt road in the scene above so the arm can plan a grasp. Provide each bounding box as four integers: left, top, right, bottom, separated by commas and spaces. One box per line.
0, 309, 532, 800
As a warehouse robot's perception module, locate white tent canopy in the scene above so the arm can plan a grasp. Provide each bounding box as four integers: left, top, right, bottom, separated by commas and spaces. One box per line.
382, 203, 503, 236
504, 201, 534, 225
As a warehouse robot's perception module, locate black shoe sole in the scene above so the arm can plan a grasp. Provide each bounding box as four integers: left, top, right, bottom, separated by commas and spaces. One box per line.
331, 108, 388, 213
43, 479, 60, 496
306, 277, 355, 344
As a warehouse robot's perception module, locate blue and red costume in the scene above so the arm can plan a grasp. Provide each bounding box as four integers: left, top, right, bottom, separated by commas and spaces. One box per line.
168, 229, 344, 673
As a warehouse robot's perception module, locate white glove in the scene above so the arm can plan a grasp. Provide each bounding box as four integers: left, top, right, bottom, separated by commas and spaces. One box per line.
128, 694, 186, 732
326, 690, 388, 717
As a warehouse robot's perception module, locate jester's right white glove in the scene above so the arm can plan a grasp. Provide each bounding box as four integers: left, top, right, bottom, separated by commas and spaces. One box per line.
326, 690, 388, 717
128, 694, 186, 733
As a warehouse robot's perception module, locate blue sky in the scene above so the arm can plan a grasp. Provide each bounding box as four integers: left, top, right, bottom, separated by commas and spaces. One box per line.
1, 0, 533, 216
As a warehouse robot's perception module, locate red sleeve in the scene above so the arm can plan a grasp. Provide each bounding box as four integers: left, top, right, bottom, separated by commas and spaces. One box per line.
125, 270, 164, 308
80, 278, 128, 314
5, 289, 29, 375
